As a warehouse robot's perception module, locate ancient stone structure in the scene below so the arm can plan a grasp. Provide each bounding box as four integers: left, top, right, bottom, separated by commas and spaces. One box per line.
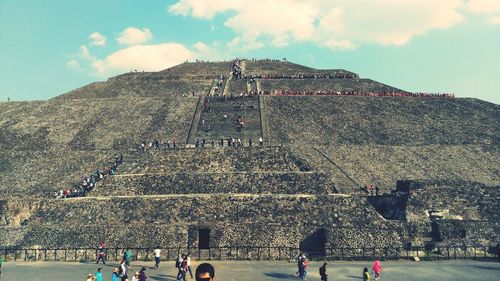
0, 59, 498, 259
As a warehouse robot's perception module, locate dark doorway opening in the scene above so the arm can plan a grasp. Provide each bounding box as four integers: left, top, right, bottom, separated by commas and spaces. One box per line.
300, 228, 326, 257
198, 229, 210, 249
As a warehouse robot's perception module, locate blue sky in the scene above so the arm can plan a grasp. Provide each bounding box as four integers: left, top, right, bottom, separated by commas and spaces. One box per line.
1, 0, 499, 104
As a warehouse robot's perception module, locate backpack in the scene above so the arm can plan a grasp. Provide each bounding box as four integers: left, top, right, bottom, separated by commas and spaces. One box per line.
175, 259, 179, 268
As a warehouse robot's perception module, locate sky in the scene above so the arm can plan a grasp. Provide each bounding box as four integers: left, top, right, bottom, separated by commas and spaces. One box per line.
0, 0, 499, 104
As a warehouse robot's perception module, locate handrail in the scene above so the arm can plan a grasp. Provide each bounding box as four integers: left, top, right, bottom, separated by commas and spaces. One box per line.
0, 245, 496, 262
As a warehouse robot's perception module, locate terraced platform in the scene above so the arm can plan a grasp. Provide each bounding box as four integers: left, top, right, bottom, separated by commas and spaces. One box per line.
0, 59, 498, 258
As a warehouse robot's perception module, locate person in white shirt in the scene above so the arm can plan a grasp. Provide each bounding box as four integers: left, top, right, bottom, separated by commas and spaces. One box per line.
153, 247, 161, 268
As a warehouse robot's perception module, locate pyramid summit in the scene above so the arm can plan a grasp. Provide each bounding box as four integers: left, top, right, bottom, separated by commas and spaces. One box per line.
0, 58, 498, 260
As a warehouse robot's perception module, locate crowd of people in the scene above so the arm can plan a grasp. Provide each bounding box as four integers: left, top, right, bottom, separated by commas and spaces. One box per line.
243, 73, 359, 80
232, 59, 243, 79
194, 136, 263, 148
365, 184, 380, 196
175, 253, 193, 281
258, 89, 455, 98
296, 253, 383, 281
55, 155, 123, 199
140, 139, 177, 151
85, 247, 216, 281
212, 75, 226, 96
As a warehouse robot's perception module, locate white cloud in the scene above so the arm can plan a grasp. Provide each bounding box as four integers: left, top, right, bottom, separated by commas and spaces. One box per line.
169, 0, 238, 19
227, 33, 265, 51
69, 39, 233, 77
467, 0, 500, 24
193, 41, 233, 61
117, 27, 153, 45
91, 43, 194, 75
88, 32, 107, 46
169, 0, 466, 50
79, 45, 93, 60
66, 59, 81, 70
467, 0, 500, 13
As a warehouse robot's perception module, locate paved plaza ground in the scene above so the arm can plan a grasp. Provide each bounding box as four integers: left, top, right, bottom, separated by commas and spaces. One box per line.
1, 260, 499, 281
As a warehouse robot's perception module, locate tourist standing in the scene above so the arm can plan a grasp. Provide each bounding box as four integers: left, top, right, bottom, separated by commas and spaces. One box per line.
123, 249, 132, 266
111, 268, 120, 281
363, 267, 371, 281
176, 254, 183, 280
296, 253, 303, 277
319, 263, 328, 281
177, 255, 188, 281
139, 267, 147, 281
153, 247, 161, 268
300, 255, 309, 280
372, 260, 382, 280
119, 261, 129, 281
95, 268, 103, 281
96, 242, 106, 264
186, 253, 193, 279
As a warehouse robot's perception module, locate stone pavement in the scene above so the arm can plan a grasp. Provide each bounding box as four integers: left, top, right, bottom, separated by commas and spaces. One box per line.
1, 260, 499, 281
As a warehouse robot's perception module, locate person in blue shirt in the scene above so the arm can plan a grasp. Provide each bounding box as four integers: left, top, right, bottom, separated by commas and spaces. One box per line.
95, 267, 103, 281
111, 268, 120, 281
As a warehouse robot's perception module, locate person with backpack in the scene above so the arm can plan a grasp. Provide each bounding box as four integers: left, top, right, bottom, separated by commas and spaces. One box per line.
363, 267, 371, 281
175, 254, 183, 280
177, 255, 188, 281
123, 249, 132, 266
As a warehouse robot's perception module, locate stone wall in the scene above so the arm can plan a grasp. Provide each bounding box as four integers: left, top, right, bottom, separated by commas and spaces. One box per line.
435, 220, 499, 246
259, 78, 401, 93
120, 146, 304, 174
315, 145, 500, 192
1, 195, 403, 249
406, 181, 499, 223
95, 172, 334, 196
57, 78, 212, 99
0, 97, 197, 151
264, 96, 499, 145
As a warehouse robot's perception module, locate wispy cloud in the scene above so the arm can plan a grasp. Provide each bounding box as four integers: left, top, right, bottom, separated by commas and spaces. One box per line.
88, 32, 107, 46
117, 27, 153, 45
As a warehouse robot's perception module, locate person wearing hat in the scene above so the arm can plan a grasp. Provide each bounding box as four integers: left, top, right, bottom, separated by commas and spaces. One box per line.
86, 273, 96, 281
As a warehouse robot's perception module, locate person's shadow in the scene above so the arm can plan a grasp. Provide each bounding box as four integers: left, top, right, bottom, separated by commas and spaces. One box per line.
264, 272, 296, 279
346, 275, 363, 279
